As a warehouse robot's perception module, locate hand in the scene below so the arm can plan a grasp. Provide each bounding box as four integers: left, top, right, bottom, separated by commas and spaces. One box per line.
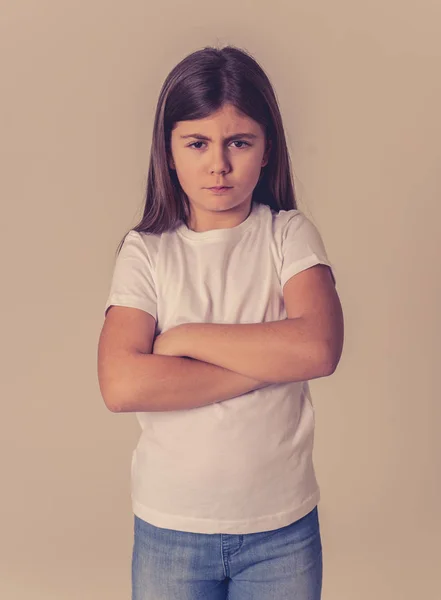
152, 325, 186, 357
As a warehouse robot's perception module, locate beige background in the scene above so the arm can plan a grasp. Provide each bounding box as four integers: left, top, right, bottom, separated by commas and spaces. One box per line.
1, 1, 440, 598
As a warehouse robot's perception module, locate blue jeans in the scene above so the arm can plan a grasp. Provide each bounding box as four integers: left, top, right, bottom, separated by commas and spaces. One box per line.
132, 506, 322, 599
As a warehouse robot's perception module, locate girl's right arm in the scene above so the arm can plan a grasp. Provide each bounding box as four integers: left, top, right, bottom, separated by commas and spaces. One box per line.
97, 306, 270, 413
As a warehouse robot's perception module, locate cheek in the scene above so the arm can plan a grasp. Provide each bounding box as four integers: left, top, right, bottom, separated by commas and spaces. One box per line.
241, 151, 264, 170
174, 161, 200, 193
177, 154, 199, 173
241, 157, 263, 181
174, 157, 196, 179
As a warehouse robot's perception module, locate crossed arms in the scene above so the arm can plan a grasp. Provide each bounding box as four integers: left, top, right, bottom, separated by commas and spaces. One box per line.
100, 265, 344, 412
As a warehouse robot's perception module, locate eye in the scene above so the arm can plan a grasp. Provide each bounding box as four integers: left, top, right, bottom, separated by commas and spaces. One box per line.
187, 140, 251, 150
231, 140, 250, 149
188, 141, 205, 149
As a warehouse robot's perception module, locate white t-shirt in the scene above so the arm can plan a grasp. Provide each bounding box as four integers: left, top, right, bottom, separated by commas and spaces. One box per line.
104, 201, 335, 534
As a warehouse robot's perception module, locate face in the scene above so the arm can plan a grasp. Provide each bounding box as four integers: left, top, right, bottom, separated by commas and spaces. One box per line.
169, 103, 271, 232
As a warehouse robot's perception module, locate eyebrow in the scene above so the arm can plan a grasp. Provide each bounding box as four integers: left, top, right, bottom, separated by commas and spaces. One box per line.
179, 132, 258, 142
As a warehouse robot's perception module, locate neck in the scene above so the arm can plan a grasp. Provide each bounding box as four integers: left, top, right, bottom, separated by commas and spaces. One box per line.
187, 200, 253, 233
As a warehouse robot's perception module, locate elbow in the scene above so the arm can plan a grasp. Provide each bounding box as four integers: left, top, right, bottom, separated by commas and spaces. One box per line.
102, 382, 156, 413
97, 351, 154, 413
102, 390, 124, 413
321, 339, 343, 376
105, 397, 126, 413
99, 380, 129, 413
321, 360, 338, 377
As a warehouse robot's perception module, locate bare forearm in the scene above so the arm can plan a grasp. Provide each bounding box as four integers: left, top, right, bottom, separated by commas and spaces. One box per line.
176, 319, 335, 383
111, 353, 270, 413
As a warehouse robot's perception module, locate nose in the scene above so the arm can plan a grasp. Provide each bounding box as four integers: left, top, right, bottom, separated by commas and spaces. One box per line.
208, 146, 231, 175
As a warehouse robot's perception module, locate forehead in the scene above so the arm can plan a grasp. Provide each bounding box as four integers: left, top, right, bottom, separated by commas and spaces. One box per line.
173, 104, 261, 134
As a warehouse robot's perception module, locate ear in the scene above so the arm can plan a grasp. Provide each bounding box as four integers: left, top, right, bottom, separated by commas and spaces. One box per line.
168, 155, 175, 170
262, 139, 272, 167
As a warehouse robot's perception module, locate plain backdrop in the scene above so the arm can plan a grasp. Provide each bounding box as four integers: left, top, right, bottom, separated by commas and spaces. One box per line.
1, 1, 440, 598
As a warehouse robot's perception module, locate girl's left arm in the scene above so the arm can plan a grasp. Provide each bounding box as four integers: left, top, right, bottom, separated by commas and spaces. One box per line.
153, 264, 344, 384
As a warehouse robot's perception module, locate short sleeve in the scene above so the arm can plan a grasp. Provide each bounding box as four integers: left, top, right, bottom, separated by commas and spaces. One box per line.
104, 230, 157, 320
280, 211, 336, 288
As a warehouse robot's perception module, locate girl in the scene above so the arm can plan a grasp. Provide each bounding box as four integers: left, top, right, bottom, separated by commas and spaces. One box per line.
98, 44, 344, 600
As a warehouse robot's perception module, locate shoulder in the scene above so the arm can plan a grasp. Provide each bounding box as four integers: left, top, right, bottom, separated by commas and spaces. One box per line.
270, 206, 332, 265
123, 228, 162, 243
113, 230, 165, 278
251, 203, 320, 243
259, 205, 319, 242
120, 228, 163, 256
272, 207, 309, 229
252, 202, 300, 225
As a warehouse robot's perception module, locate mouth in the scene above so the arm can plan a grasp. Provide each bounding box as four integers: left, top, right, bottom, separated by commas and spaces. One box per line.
207, 186, 233, 190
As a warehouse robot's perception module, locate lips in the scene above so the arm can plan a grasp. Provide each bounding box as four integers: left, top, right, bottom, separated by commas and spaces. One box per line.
209, 186, 232, 190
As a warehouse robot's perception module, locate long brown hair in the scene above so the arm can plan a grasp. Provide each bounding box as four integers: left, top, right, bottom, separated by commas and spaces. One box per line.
116, 44, 298, 254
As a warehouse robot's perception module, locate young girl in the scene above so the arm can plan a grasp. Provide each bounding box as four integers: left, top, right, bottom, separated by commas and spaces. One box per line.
98, 44, 344, 600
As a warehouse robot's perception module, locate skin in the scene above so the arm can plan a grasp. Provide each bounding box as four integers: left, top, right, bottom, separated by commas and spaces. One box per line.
154, 104, 274, 356
153, 106, 343, 374
168, 103, 272, 232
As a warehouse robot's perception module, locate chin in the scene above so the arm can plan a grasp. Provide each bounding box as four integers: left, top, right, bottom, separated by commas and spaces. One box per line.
210, 199, 246, 212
